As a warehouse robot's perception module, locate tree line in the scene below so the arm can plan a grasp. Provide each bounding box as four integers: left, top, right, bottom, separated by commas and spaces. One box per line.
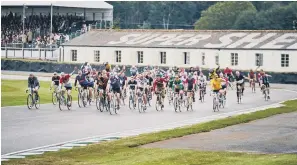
107, 1, 297, 30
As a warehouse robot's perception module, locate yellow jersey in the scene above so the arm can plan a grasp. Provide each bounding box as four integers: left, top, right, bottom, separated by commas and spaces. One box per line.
210, 78, 223, 90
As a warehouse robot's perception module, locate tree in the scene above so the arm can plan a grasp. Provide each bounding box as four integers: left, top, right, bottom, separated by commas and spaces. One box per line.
194, 2, 257, 30
233, 10, 257, 30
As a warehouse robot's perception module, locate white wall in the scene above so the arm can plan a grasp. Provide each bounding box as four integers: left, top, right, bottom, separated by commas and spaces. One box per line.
62, 46, 297, 72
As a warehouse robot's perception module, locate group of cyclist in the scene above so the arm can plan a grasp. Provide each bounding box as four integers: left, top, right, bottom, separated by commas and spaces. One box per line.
27, 61, 272, 110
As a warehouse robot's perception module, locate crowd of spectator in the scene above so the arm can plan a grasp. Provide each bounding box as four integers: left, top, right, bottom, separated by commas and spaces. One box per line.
1, 12, 87, 48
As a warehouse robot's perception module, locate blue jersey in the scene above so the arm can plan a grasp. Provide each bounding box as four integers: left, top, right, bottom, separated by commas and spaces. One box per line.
74, 73, 89, 86
109, 76, 121, 89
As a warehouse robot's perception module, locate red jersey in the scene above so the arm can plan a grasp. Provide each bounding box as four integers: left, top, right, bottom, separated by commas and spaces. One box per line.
153, 78, 166, 90
59, 74, 71, 84
224, 68, 232, 75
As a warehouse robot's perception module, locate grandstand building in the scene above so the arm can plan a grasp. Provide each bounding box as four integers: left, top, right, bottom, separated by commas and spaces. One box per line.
1, 1, 113, 24
61, 30, 297, 73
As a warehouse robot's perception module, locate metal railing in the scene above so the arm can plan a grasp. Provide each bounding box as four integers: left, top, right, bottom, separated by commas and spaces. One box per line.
1, 47, 59, 61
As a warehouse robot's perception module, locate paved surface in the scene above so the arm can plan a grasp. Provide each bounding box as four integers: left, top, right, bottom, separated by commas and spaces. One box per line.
142, 112, 297, 154
2, 71, 297, 155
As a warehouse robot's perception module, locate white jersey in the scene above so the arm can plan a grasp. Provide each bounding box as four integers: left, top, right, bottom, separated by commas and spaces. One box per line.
198, 75, 206, 84
137, 78, 148, 88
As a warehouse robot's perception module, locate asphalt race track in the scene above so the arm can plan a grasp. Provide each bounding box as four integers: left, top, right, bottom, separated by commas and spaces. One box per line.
2, 83, 297, 155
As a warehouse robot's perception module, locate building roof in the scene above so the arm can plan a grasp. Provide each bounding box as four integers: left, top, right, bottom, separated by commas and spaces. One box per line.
62, 29, 297, 50
1, 1, 113, 9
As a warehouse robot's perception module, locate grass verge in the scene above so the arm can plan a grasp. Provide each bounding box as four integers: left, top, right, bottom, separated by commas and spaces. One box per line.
4, 100, 297, 165
1, 80, 78, 107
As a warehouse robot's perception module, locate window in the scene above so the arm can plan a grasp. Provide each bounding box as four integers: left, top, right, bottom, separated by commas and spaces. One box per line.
231, 53, 238, 66
215, 53, 219, 65
281, 54, 289, 67
71, 50, 77, 61
115, 50, 121, 63
137, 51, 144, 63
160, 52, 166, 64
255, 53, 263, 66
202, 52, 205, 65
183, 52, 190, 64
94, 50, 100, 62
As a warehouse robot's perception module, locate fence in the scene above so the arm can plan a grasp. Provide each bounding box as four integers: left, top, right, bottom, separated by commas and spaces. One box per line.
1, 47, 59, 61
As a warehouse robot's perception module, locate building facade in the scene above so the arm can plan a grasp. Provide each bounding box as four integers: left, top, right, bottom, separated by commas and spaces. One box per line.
61, 30, 297, 73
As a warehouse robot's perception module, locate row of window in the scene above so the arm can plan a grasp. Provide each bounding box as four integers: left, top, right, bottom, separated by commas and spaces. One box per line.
70, 50, 290, 67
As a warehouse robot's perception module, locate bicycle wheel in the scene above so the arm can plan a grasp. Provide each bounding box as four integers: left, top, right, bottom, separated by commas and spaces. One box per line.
83, 91, 87, 107
35, 94, 40, 109
173, 97, 178, 112
129, 95, 133, 110
27, 94, 33, 109
114, 96, 119, 114
213, 97, 217, 112
96, 96, 100, 111
138, 98, 143, 113
78, 93, 83, 108
52, 92, 58, 105
155, 95, 161, 111
109, 96, 114, 115
59, 96, 64, 111
264, 90, 268, 101
67, 95, 72, 110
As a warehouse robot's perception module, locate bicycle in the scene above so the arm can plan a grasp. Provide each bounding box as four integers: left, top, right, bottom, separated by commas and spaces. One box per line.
218, 92, 226, 108
212, 91, 220, 112
261, 84, 270, 101
146, 86, 152, 107
251, 79, 256, 93
167, 88, 174, 105
185, 90, 194, 111
58, 89, 72, 111
155, 90, 164, 111
77, 86, 88, 108
173, 92, 183, 112
199, 84, 206, 102
109, 91, 119, 115
120, 87, 127, 105
26, 87, 40, 110
137, 90, 146, 113
236, 84, 243, 104
96, 89, 107, 112
128, 88, 136, 110
51, 86, 60, 105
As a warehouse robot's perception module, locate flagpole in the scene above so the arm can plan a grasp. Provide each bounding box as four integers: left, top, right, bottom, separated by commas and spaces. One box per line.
50, 3, 53, 35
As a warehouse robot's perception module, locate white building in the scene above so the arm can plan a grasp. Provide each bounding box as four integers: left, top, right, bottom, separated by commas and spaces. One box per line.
61, 30, 297, 73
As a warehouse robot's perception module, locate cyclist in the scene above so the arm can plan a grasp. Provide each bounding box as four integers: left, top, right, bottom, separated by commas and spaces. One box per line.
209, 65, 220, 80
219, 72, 228, 97
59, 70, 76, 103
136, 74, 148, 109
130, 65, 138, 77
248, 69, 256, 87
96, 71, 109, 103
145, 72, 154, 99
81, 62, 92, 74
113, 65, 121, 73
107, 71, 125, 109
128, 76, 138, 107
153, 73, 167, 108
185, 73, 196, 102
234, 71, 248, 96
198, 71, 207, 100
210, 74, 226, 99
173, 75, 184, 101
50, 72, 60, 93
119, 72, 128, 98
27, 73, 40, 101
224, 67, 234, 82
74, 70, 90, 103
104, 62, 111, 72
260, 71, 272, 99
86, 68, 95, 102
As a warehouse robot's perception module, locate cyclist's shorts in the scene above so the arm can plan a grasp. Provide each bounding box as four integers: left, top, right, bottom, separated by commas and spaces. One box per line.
221, 84, 227, 89
88, 82, 94, 88
65, 86, 72, 91
263, 83, 270, 88
112, 88, 121, 94
174, 88, 180, 93
80, 82, 88, 89
212, 89, 220, 93
187, 86, 194, 91
138, 87, 144, 92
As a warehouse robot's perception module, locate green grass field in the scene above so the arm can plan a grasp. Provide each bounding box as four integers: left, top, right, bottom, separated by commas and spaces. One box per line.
1, 80, 78, 107
4, 99, 297, 165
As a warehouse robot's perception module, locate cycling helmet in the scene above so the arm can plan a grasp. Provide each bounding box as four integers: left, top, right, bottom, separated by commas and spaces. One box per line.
60, 72, 65, 76
209, 68, 214, 73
